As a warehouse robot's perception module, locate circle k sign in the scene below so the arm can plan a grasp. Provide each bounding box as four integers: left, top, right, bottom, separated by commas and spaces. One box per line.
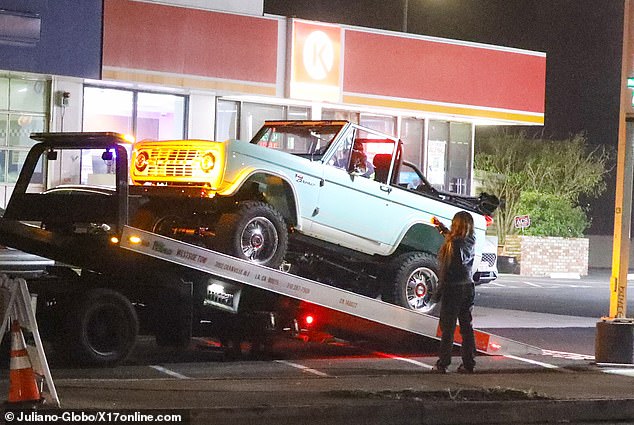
303, 30, 334, 81
291, 20, 341, 101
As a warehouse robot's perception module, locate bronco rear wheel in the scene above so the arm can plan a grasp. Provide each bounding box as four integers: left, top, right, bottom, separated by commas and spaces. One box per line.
215, 201, 288, 268
387, 252, 440, 315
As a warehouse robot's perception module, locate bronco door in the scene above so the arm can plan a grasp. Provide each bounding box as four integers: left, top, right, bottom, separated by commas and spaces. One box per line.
308, 126, 400, 255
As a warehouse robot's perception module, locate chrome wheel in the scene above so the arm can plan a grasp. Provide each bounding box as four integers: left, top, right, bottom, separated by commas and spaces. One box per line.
215, 201, 288, 268
239, 216, 279, 264
387, 252, 440, 314
405, 265, 438, 312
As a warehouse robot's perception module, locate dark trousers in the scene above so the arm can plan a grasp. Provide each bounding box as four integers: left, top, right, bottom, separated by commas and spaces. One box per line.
437, 283, 476, 369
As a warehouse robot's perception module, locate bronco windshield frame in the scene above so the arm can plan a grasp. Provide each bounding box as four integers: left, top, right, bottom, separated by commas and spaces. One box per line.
250, 121, 348, 159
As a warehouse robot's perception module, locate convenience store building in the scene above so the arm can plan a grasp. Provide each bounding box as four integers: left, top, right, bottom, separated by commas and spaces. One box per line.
0, 0, 545, 203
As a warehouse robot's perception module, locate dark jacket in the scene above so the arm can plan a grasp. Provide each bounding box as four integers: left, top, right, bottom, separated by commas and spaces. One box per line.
439, 235, 476, 286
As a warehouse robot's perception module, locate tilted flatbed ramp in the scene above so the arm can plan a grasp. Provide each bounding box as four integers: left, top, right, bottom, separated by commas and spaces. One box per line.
120, 226, 540, 356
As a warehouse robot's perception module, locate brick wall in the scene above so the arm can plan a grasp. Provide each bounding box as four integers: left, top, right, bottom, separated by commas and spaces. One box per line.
501, 235, 589, 277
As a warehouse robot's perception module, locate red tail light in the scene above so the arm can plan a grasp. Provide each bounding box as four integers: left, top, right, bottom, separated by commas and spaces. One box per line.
485, 215, 494, 227
303, 314, 314, 326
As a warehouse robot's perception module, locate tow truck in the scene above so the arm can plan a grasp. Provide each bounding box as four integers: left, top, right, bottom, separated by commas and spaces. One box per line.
0, 132, 535, 366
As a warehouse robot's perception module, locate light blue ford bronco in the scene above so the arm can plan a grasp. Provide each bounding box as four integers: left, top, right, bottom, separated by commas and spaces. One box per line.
130, 120, 498, 313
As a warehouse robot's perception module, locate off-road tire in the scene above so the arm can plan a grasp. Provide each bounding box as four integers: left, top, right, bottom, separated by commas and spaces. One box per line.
386, 252, 441, 315
215, 201, 288, 268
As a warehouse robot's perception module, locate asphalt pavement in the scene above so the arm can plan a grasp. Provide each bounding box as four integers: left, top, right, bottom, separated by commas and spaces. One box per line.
5, 356, 634, 425
2, 271, 634, 425
4, 335, 634, 424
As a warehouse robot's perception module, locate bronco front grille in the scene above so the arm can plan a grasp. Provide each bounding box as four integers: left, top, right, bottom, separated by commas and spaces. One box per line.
481, 253, 497, 267
147, 148, 199, 177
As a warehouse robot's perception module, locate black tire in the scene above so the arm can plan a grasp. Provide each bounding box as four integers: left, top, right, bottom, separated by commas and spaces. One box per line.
64, 288, 139, 367
386, 252, 441, 315
131, 205, 181, 236
215, 201, 288, 268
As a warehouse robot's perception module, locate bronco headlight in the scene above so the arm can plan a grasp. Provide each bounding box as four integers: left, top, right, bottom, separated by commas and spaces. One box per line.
200, 152, 216, 172
134, 151, 149, 172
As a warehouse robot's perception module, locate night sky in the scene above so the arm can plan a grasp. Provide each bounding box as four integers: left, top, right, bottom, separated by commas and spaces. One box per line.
264, 0, 625, 234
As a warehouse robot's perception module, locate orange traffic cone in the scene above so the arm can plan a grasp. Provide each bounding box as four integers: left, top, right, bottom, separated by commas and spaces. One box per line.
7, 320, 41, 404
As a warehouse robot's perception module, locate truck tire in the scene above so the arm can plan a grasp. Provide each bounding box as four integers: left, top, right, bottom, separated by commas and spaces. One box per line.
64, 288, 139, 366
215, 201, 288, 268
387, 252, 441, 315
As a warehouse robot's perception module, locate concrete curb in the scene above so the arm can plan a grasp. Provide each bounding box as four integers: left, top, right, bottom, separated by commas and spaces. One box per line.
191, 398, 634, 425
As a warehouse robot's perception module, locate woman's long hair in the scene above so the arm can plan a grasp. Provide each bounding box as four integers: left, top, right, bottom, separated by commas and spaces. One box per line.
438, 211, 475, 272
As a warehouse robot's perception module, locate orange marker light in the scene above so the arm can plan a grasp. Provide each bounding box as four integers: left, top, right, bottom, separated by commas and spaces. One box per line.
123, 134, 136, 143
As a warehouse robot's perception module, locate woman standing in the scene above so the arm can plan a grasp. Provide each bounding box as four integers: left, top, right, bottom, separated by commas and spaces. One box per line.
431, 211, 477, 374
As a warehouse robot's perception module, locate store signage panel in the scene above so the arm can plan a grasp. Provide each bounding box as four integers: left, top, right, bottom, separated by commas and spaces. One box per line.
104, 0, 278, 86
289, 20, 342, 102
343, 29, 545, 120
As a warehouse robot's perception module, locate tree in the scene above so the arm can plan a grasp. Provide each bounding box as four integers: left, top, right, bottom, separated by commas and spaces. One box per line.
515, 191, 588, 237
474, 131, 612, 243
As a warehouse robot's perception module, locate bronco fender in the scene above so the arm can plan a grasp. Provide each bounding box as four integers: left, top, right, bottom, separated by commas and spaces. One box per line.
219, 170, 300, 228
394, 221, 445, 257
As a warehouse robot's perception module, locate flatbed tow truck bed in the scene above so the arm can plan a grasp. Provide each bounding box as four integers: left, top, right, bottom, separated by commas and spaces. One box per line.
0, 214, 539, 358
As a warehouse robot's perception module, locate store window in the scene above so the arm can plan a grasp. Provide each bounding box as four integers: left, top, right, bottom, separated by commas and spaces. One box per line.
0, 79, 7, 110
83, 87, 134, 134
427, 121, 449, 191
216, 100, 310, 141
240, 102, 284, 141
447, 122, 472, 195
0, 76, 48, 185
400, 117, 424, 168
359, 113, 396, 136
322, 109, 359, 124
83, 87, 186, 140
288, 106, 309, 121
82, 86, 186, 184
426, 120, 473, 194
136, 92, 186, 141
216, 99, 238, 141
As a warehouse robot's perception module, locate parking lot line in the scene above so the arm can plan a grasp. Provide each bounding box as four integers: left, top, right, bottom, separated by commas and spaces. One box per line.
275, 360, 330, 377
503, 354, 563, 370
372, 351, 434, 369
602, 368, 634, 377
149, 365, 190, 379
